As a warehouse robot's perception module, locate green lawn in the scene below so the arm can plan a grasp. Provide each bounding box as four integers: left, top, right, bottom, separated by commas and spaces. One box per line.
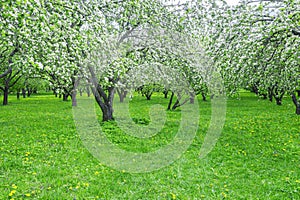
0, 92, 299, 199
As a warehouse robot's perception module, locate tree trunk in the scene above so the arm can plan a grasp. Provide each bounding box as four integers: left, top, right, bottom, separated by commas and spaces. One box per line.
22, 88, 26, 98
297, 90, 300, 97
101, 102, 114, 121
92, 86, 115, 121
201, 92, 206, 101
291, 93, 300, 115
167, 92, 174, 110
17, 89, 20, 100
172, 97, 189, 110
172, 99, 180, 110
88, 66, 115, 121
167, 92, 188, 110
117, 88, 127, 103
268, 86, 274, 102
72, 92, 77, 106
251, 84, 259, 95
27, 88, 31, 97
261, 93, 267, 99
146, 93, 151, 100
71, 77, 80, 107
163, 90, 168, 98
190, 92, 195, 104
119, 94, 125, 102
297, 106, 300, 115
86, 86, 91, 97
274, 88, 284, 106
3, 86, 9, 105
63, 93, 68, 101
275, 98, 282, 105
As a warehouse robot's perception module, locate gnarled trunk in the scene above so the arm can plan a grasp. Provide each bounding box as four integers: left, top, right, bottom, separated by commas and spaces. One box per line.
89, 66, 115, 121
92, 86, 115, 121
101, 102, 114, 121
291, 93, 300, 115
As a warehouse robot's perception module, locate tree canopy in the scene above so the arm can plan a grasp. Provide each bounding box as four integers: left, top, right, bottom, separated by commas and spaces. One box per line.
0, 0, 299, 115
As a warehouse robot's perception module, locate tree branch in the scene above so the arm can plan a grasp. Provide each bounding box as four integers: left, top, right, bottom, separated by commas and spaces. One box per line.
0, 68, 12, 79
9, 70, 22, 87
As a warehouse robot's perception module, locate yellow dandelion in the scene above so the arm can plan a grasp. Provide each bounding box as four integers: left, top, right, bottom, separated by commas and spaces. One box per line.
171, 193, 176, 199
25, 193, 31, 197
9, 190, 16, 196
12, 184, 18, 189
83, 183, 89, 187
94, 171, 99, 175
47, 187, 52, 190
221, 192, 227, 198
295, 180, 300, 183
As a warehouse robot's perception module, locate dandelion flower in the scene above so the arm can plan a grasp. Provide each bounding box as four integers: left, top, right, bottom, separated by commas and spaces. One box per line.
9, 190, 16, 196
171, 193, 176, 199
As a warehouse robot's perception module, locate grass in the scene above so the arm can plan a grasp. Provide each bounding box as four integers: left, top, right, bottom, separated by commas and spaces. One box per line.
0, 91, 299, 199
